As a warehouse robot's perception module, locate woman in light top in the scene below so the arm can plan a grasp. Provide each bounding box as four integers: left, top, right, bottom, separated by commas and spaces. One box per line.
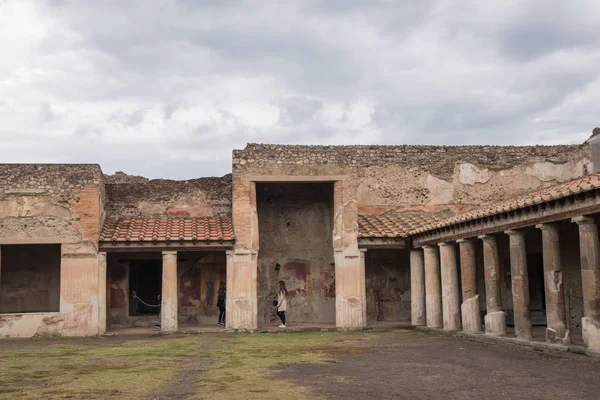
276, 280, 288, 328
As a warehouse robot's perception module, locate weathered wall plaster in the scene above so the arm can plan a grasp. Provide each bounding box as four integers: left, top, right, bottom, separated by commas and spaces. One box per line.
366, 249, 411, 322
256, 183, 335, 325
178, 252, 226, 325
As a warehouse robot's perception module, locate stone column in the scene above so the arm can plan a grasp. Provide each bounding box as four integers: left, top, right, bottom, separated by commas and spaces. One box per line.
536, 223, 570, 344
478, 235, 506, 335
423, 245, 442, 328
161, 251, 178, 333
360, 249, 368, 326
573, 216, 600, 353
505, 230, 532, 340
458, 239, 481, 332
439, 243, 461, 330
98, 252, 107, 335
410, 248, 426, 326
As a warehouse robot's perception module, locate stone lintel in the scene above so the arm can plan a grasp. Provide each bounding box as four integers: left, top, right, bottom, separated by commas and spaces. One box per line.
99, 241, 235, 252
4, 188, 45, 195
247, 174, 348, 182
357, 237, 406, 249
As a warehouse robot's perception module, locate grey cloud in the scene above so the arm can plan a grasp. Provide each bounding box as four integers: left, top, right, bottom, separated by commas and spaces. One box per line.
1, 0, 599, 178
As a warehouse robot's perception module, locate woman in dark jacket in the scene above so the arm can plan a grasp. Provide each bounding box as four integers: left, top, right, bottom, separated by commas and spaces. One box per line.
217, 282, 226, 326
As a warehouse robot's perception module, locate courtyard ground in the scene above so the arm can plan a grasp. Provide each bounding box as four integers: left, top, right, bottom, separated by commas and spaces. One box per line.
0, 329, 599, 399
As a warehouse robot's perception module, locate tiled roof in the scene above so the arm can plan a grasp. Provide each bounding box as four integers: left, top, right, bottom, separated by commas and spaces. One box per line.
99, 217, 234, 243
358, 214, 445, 238
412, 172, 600, 234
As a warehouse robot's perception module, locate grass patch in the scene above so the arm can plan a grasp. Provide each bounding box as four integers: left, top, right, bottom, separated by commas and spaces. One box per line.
0, 337, 200, 399
196, 331, 374, 400
0, 331, 376, 400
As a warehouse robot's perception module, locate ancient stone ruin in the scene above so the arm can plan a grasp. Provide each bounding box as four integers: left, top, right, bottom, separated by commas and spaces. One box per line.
2, 128, 600, 356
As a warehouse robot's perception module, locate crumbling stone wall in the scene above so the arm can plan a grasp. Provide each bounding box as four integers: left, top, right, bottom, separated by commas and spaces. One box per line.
256, 183, 335, 325
366, 249, 411, 322
105, 173, 232, 219
0, 164, 104, 337
0, 164, 104, 243
234, 143, 592, 215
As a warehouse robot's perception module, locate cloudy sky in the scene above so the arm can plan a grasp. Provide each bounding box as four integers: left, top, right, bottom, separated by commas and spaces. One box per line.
1, 0, 599, 179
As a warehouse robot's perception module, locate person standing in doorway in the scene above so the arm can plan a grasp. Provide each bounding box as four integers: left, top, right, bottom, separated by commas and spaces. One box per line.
217, 282, 226, 327
276, 280, 288, 328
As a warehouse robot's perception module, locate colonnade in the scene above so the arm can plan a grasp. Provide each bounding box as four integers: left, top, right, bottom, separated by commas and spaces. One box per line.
410, 216, 600, 353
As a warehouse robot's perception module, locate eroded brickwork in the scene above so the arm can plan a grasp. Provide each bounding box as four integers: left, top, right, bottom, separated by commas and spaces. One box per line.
105, 173, 232, 219
234, 143, 592, 215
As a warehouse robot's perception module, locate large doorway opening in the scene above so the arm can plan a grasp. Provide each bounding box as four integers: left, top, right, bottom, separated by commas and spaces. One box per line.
129, 260, 162, 316
256, 182, 335, 327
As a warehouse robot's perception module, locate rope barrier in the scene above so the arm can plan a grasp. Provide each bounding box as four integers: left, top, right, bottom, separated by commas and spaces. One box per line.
131, 291, 161, 308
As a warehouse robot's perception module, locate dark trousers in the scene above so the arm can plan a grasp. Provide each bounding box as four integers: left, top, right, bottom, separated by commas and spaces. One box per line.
277, 311, 286, 325
218, 307, 226, 324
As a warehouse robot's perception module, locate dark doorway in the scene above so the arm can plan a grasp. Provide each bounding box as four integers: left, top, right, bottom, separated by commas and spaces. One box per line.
527, 253, 546, 325
129, 260, 162, 316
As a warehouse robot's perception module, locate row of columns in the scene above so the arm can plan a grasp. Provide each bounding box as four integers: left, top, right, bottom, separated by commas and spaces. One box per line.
410, 216, 600, 353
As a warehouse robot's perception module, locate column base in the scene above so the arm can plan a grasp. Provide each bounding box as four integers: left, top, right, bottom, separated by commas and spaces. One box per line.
484, 311, 506, 335
461, 295, 482, 333
546, 326, 570, 345
582, 317, 600, 351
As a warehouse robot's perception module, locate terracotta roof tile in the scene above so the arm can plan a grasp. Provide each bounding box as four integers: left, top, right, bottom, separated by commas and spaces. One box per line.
412, 172, 600, 234
358, 214, 445, 238
100, 217, 235, 243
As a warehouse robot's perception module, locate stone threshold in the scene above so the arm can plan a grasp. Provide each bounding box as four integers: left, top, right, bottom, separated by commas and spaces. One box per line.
411, 325, 600, 359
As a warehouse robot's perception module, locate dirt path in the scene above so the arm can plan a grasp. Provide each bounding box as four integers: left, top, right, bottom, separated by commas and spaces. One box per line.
275, 330, 600, 400
146, 340, 223, 400
145, 349, 208, 400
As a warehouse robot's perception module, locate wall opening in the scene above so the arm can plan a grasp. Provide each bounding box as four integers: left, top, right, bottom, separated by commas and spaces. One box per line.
178, 251, 226, 326
256, 182, 335, 326
527, 253, 546, 325
107, 252, 162, 327
129, 260, 162, 316
365, 248, 411, 323
0, 244, 61, 314
106, 251, 227, 328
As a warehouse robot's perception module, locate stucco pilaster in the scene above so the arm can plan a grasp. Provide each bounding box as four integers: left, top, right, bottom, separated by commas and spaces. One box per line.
98, 252, 107, 335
